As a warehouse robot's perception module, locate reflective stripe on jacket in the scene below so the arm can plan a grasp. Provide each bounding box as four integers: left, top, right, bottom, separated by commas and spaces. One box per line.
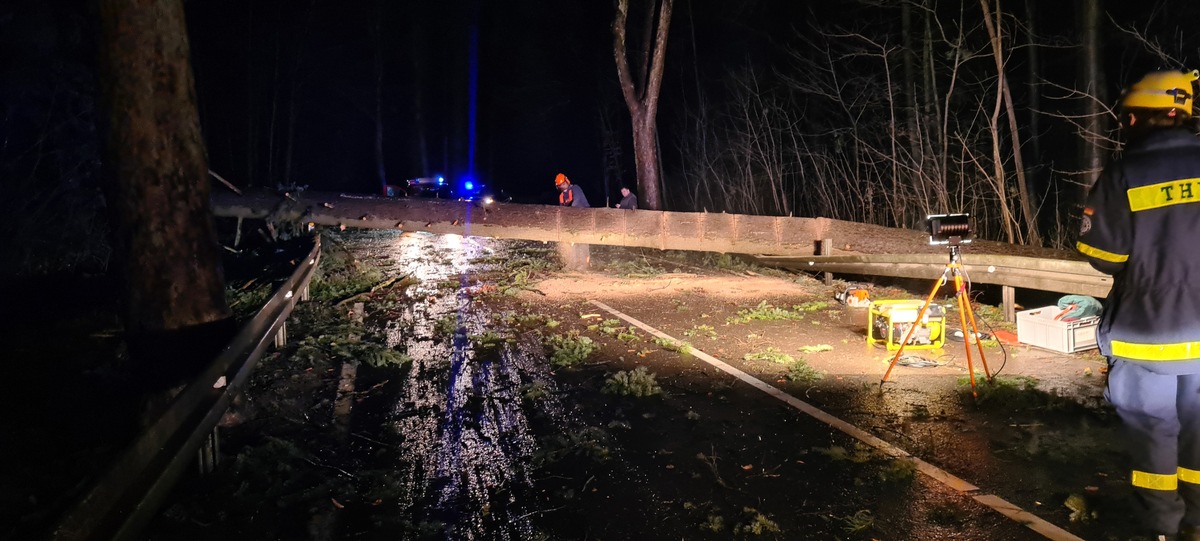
1077, 128, 1200, 370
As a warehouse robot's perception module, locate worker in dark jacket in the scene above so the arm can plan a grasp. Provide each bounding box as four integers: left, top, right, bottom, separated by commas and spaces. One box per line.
555, 173, 589, 207
615, 186, 638, 209
1078, 69, 1200, 541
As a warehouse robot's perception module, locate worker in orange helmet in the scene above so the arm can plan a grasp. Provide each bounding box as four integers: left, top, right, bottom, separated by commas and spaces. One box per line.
555, 173, 590, 208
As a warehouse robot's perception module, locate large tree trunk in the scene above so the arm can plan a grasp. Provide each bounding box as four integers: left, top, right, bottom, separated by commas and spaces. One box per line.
97, 0, 234, 391
632, 115, 659, 208
212, 190, 1078, 263
613, 0, 674, 210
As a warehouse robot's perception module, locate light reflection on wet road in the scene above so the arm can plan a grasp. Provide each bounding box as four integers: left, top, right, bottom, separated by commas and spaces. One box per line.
350, 231, 555, 540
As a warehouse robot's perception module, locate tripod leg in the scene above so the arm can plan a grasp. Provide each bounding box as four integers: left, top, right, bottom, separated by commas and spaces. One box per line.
882, 273, 947, 385
961, 287, 993, 381
953, 272, 980, 398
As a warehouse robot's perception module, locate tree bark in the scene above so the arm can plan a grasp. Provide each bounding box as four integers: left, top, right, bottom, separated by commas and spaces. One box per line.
96, 0, 233, 389
636, 0, 656, 88
614, 0, 674, 210
1079, 0, 1106, 188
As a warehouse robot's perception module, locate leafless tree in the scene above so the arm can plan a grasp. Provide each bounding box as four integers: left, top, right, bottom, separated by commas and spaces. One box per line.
669, 0, 1065, 244
613, 0, 674, 210
980, 0, 1039, 244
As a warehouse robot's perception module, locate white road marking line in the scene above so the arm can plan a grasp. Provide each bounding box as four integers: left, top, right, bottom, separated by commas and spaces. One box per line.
589, 299, 1083, 541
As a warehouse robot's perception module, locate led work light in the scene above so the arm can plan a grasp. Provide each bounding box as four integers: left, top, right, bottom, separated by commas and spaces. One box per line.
926, 213, 972, 246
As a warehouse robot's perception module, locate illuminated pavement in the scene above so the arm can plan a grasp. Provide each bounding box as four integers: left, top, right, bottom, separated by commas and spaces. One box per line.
353, 231, 556, 540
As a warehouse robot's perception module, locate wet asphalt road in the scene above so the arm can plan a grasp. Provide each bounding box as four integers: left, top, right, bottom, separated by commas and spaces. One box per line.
363, 231, 551, 540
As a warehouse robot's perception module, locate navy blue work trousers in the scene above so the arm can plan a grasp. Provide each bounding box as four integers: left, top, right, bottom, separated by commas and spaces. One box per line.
1107, 359, 1200, 534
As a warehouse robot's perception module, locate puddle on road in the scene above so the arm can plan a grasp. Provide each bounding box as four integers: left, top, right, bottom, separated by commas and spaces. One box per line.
348, 230, 561, 540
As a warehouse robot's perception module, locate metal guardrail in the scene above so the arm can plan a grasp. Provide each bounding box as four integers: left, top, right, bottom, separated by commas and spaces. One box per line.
50, 235, 322, 541
753, 252, 1111, 298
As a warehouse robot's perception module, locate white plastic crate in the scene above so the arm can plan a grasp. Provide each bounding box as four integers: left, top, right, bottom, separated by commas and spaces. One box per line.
1015, 306, 1100, 353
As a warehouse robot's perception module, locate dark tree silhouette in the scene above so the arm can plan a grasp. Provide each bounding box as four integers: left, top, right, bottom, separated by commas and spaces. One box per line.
1079, 0, 1107, 188
96, 0, 233, 390
613, 0, 674, 210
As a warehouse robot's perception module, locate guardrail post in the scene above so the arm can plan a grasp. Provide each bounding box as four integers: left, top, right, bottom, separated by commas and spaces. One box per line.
820, 238, 832, 286
1002, 286, 1016, 322
274, 322, 287, 349
197, 427, 219, 475
300, 284, 310, 302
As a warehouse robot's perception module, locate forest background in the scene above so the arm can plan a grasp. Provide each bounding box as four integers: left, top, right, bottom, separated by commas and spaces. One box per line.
1, 0, 1193, 274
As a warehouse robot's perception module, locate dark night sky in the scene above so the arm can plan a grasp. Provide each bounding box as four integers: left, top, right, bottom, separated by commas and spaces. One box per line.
186, 0, 623, 200
180, 0, 816, 203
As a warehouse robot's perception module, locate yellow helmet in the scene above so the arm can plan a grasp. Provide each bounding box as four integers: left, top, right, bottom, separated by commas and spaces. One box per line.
1122, 69, 1200, 115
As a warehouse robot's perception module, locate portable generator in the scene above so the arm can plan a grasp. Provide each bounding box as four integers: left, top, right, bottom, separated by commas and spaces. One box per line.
867, 300, 946, 350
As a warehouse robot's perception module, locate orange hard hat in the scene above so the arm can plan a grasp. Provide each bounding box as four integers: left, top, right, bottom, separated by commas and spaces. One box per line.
554, 173, 569, 186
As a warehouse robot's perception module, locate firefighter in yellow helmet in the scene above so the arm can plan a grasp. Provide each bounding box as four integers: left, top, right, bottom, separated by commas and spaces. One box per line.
554, 173, 590, 208
1078, 69, 1200, 541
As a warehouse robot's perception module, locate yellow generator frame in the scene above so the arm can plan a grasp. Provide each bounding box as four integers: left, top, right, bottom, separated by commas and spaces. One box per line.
867, 299, 946, 350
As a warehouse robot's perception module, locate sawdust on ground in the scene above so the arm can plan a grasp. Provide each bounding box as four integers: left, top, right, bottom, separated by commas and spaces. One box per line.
532, 271, 814, 300
527, 268, 1107, 402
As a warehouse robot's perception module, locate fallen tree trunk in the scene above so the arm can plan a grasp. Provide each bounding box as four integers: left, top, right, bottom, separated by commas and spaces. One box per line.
753, 253, 1110, 297
210, 190, 1079, 259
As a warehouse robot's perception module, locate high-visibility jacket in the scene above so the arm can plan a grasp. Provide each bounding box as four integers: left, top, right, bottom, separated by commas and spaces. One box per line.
1077, 128, 1200, 373
559, 184, 590, 208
